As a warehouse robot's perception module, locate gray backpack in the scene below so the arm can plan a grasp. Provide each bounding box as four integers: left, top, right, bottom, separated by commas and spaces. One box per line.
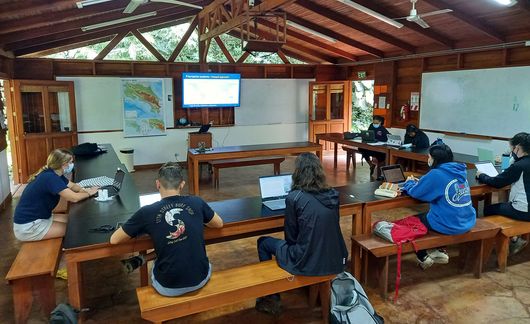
330, 272, 384, 324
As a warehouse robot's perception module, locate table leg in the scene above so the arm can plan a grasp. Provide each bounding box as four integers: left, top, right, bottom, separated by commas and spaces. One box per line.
67, 260, 84, 312
316, 148, 322, 160
193, 159, 200, 195
389, 152, 397, 165
187, 155, 194, 194
334, 142, 338, 169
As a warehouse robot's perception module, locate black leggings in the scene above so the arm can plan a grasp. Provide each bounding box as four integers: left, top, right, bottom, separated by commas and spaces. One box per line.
484, 202, 530, 221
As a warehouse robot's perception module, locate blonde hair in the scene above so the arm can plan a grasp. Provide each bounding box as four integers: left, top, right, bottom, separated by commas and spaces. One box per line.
28, 148, 73, 182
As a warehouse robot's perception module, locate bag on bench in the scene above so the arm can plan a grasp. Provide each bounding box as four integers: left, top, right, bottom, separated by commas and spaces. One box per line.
373, 216, 428, 302
330, 272, 384, 324
50, 303, 78, 324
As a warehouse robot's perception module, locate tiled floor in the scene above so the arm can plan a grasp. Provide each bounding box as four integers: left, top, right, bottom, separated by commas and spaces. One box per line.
1, 153, 530, 323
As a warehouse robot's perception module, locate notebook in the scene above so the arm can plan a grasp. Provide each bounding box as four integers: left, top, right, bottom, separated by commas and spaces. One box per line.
475, 161, 499, 177
361, 130, 376, 143
99, 169, 125, 197
259, 174, 292, 210
380, 164, 407, 187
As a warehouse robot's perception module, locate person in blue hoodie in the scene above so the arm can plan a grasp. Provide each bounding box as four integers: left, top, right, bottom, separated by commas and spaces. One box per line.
255, 153, 348, 315
402, 144, 477, 270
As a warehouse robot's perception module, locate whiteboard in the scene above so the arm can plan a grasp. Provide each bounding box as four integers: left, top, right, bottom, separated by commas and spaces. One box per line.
419, 66, 530, 138
235, 79, 311, 125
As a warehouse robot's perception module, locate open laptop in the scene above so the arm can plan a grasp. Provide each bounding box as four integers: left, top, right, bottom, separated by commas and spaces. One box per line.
259, 174, 292, 210
361, 130, 376, 143
475, 161, 499, 177
99, 169, 125, 197
386, 135, 402, 147
380, 164, 407, 188
197, 124, 211, 134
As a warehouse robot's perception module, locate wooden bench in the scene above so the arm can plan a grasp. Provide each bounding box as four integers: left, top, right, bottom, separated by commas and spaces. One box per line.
136, 260, 334, 324
209, 156, 285, 188
342, 146, 358, 170
352, 218, 499, 299
482, 215, 530, 272
6, 238, 63, 324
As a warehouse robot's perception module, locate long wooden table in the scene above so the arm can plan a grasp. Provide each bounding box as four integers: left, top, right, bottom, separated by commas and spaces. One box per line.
187, 142, 322, 195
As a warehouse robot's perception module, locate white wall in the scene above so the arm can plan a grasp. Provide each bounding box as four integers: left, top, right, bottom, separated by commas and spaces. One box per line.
0, 149, 11, 202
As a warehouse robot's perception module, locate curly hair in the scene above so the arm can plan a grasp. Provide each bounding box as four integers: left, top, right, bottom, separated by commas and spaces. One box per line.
291, 153, 330, 193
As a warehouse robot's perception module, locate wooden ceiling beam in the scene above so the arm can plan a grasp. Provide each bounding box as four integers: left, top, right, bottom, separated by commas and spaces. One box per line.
11, 11, 195, 56
423, 0, 505, 42
0, 0, 78, 21
258, 18, 357, 62
296, 0, 415, 53
94, 32, 130, 60
21, 36, 115, 58
286, 14, 384, 58
214, 36, 236, 63
277, 50, 290, 64
236, 51, 251, 63
350, 0, 454, 48
199, 0, 296, 41
131, 30, 167, 62
168, 16, 198, 62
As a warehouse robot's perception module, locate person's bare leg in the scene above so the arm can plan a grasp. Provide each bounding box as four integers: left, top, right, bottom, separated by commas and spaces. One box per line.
53, 214, 68, 223
42, 222, 66, 240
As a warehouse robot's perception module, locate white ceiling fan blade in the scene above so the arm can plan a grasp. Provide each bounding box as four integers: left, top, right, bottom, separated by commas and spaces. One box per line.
419, 8, 453, 18
415, 17, 430, 28
151, 0, 203, 9
123, 0, 143, 13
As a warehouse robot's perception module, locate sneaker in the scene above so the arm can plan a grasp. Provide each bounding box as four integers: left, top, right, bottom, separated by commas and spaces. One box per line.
255, 295, 281, 315
121, 255, 145, 274
417, 255, 434, 270
509, 237, 528, 256
427, 248, 449, 264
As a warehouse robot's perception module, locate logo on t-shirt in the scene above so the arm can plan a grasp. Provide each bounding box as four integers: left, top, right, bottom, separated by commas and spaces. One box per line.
164, 208, 187, 241
445, 179, 472, 207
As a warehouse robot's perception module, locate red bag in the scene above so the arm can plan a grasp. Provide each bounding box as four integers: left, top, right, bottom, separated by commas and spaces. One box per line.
373, 216, 428, 302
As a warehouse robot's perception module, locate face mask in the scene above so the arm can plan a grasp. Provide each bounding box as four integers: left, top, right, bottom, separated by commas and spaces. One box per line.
64, 162, 74, 174
373, 124, 380, 129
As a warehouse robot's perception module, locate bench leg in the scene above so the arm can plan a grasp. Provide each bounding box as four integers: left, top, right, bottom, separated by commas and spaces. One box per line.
274, 162, 280, 175
351, 240, 362, 281
352, 152, 356, 169
378, 256, 389, 300
497, 234, 510, 273
319, 281, 331, 324
346, 152, 351, 170
11, 279, 33, 324
140, 250, 149, 287
213, 167, 219, 188
482, 238, 495, 270
473, 240, 485, 278
33, 275, 56, 315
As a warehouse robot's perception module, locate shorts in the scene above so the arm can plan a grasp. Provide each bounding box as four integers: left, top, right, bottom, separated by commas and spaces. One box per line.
151, 263, 212, 297
13, 216, 54, 241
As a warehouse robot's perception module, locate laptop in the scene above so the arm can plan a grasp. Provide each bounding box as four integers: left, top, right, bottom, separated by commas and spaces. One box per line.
259, 174, 292, 210
380, 164, 407, 188
475, 161, 499, 177
477, 148, 495, 164
99, 169, 125, 197
197, 124, 211, 134
386, 135, 402, 147
361, 130, 376, 143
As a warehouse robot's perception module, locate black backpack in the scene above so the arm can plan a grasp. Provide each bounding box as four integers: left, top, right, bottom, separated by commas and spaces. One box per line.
49, 303, 78, 324
71, 143, 104, 157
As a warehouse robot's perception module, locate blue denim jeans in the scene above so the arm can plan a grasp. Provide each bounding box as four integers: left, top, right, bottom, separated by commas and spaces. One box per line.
151, 263, 212, 297
257, 236, 284, 261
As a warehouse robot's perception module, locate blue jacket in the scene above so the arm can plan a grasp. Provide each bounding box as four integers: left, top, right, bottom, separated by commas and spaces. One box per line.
402, 162, 476, 235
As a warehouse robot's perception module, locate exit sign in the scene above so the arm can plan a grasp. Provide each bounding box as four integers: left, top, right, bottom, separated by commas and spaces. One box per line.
357, 71, 367, 79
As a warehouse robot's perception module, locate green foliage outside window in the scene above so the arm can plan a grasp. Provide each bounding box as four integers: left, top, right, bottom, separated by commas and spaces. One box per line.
351, 80, 374, 132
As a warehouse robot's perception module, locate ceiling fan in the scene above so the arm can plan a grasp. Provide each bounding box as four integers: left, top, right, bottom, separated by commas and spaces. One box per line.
123, 0, 203, 14
394, 0, 453, 28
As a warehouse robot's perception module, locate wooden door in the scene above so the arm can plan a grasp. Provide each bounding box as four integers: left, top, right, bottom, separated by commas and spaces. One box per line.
308, 81, 351, 150
8, 80, 78, 183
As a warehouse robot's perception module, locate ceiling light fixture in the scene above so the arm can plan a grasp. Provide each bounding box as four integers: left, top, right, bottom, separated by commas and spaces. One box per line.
493, 0, 517, 6
76, 0, 112, 9
81, 11, 157, 31
286, 21, 337, 43
336, 0, 404, 29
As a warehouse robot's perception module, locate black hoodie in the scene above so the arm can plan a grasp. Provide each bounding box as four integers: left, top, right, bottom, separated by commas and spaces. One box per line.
275, 188, 348, 276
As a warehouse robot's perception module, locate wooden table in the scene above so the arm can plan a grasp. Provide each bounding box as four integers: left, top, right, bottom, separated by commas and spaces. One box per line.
388, 146, 478, 168
187, 142, 322, 195
316, 133, 389, 168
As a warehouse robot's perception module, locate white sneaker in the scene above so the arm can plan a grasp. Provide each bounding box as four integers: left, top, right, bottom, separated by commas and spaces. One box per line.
417, 255, 434, 270
427, 249, 449, 264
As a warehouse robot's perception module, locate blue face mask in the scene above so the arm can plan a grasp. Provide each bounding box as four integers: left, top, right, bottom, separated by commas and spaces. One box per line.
64, 162, 74, 174
373, 123, 380, 129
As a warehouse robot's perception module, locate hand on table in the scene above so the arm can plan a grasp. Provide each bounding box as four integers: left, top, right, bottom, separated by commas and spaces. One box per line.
85, 187, 99, 197
476, 171, 482, 179
406, 175, 419, 182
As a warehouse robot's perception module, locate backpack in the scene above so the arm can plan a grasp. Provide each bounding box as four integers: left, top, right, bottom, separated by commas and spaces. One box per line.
330, 272, 384, 324
71, 143, 104, 157
49, 303, 78, 324
431, 138, 444, 146
373, 216, 428, 302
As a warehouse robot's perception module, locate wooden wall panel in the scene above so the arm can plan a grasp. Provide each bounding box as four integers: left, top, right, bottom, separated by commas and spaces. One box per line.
462, 50, 505, 69
94, 62, 132, 75
53, 61, 94, 76
132, 63, 167, 77
507, 47, 530, 65
265, 66, 291, 78
424, 55, 458, 72
0, 55, 13, 78
348, 64, 375, 81
292, 66, 315, 79
14, 59, 53, 80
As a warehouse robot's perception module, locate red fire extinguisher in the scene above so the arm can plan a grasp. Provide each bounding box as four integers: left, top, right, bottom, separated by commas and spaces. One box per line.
400, 102, 410, 121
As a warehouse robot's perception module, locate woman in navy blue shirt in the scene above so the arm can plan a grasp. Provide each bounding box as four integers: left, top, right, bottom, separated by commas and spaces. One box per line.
13, 148, 98, 241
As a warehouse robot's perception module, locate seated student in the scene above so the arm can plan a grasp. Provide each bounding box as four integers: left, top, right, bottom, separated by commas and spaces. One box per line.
361, 115, 391, 177
477, 132, 530, 255
404, 124, 430, 149
13, 148, 99, 241
255, 153, 347, 315
110, 162, 223, 297
402, 144, 476, 270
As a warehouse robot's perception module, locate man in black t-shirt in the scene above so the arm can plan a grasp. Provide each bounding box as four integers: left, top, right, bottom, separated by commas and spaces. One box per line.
110, 162, 223, 296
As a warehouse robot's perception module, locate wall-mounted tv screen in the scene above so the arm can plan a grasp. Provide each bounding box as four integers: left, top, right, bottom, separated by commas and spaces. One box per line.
182, 73, 241, 108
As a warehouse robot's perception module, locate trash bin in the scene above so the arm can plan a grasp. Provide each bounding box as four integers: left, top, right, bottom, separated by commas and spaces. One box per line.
119, 148, 135, 172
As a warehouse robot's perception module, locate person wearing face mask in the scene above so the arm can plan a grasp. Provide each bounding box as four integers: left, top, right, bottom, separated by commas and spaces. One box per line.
477, 133, 530, 255
13, 148, 99, 241
361, 115, 391, 178
401, 144, 476, 270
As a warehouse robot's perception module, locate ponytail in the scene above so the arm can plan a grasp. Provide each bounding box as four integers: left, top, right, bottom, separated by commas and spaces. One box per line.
28, 148, 73, 183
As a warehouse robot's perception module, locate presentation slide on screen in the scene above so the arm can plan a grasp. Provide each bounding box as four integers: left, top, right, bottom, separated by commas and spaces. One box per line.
183, 73, 240, 107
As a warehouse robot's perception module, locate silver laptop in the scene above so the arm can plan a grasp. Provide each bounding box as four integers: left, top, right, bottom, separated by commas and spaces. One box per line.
380, 164, 407, 188
259, 174, 292, 210
386, 135, 402, 147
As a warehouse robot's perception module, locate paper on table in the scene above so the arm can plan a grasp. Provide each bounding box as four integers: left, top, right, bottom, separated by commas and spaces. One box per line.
476, 162, 499, 177
368, 142, 387, 146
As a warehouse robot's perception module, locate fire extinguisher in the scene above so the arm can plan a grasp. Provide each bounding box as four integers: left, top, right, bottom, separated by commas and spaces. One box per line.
400, 102, 410, 121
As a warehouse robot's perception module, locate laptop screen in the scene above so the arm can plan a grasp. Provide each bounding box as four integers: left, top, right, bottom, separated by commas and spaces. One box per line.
113, 169, 126, 190
259, 175, 292, 199
381, 164, 406, 183
361, 130, 374, 141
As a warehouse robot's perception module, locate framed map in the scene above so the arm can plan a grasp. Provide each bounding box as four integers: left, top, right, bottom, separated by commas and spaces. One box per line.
122, 78, 166, 137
